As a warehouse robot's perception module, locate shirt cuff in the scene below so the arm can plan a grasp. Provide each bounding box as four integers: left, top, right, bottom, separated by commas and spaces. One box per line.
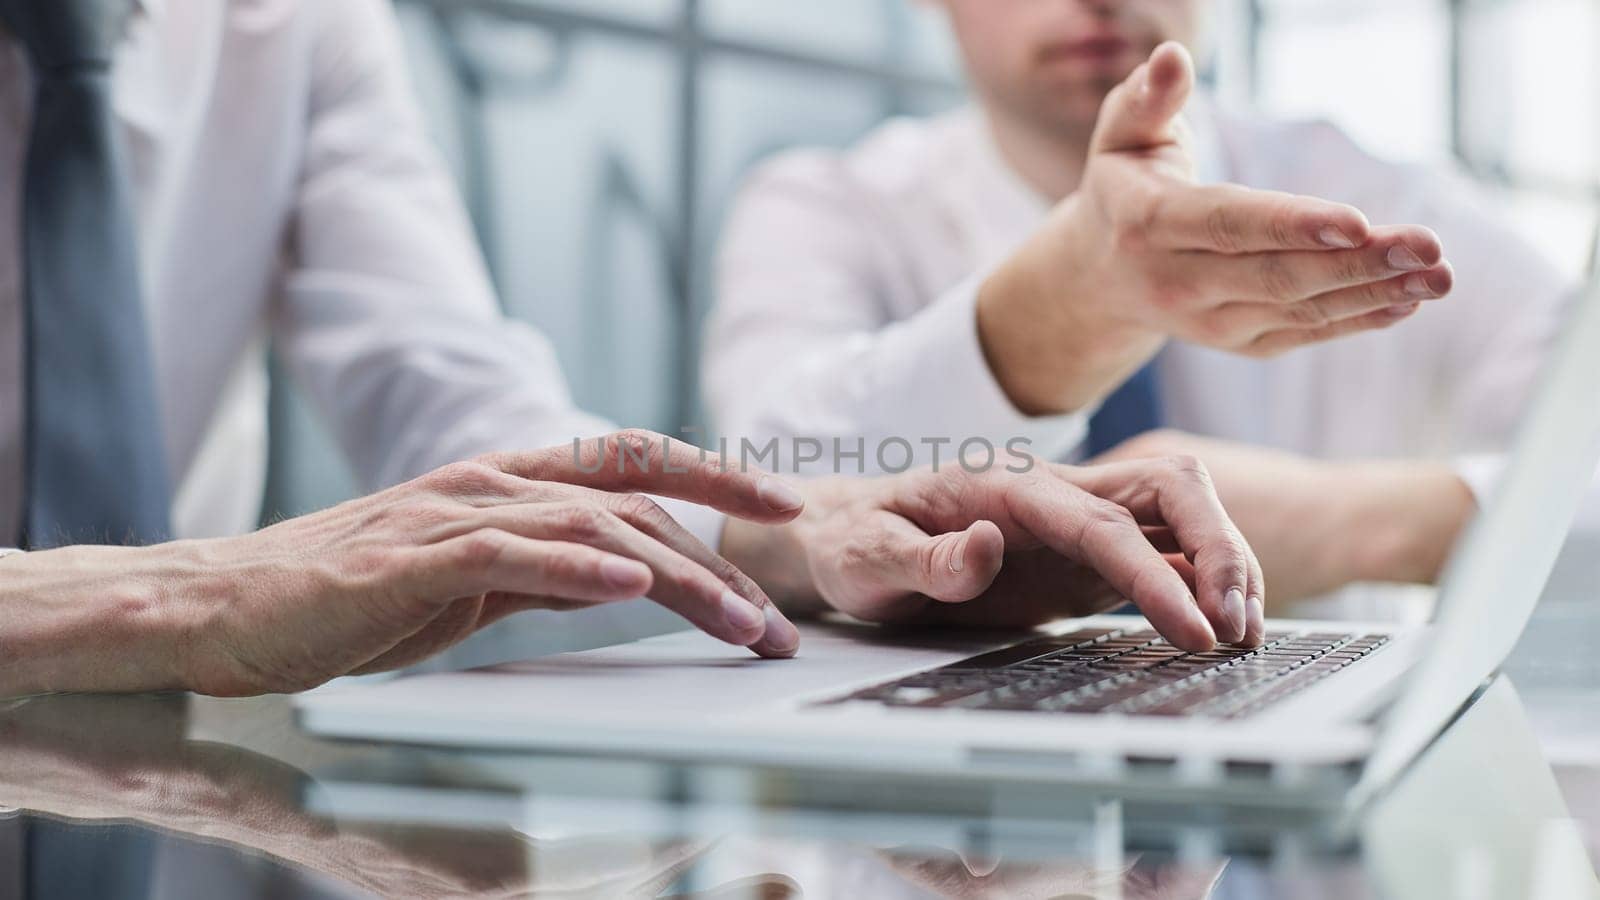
900, 272, 1089, 462
1456, 452, 1600, 541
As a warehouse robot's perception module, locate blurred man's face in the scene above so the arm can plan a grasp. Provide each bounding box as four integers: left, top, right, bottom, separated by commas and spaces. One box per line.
937, 0, 1204, 134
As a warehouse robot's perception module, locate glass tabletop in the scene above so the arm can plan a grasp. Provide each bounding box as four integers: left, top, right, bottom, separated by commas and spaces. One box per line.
5, 541, 1599, 900
1, 662, 1595, 899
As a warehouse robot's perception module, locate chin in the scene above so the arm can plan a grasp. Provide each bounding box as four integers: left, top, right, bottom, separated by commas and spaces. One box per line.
1021, 89, 1113, 136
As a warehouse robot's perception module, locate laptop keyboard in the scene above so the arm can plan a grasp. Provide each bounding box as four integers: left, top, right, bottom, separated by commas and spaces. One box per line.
822, 625, 1391, 719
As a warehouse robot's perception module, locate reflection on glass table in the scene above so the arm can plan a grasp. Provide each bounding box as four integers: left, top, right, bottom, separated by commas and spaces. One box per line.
0, 677, 1594, 900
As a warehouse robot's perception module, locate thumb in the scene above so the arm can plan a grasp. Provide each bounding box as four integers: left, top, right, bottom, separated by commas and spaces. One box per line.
1090, 41, 1195, 155
884, 518, 1006, 604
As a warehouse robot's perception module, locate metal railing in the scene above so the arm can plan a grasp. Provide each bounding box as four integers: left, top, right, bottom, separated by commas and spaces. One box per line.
395, 0, 959, 427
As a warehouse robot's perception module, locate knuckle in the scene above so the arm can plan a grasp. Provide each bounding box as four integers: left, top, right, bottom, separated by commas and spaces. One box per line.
424, 460, 500, 496
1314, 318, 1357, 342
558, 504, 614, 541
1333, 252, 1369, 285
1094, 501, 1138, 529
1112, 222, 1149, 255
1356, 308, 1395, 330
610, 429, 663, 466
1076, 500, 1139, 552
1146, 270, 1195, 312
1205, 205, 1246, 253
395, 499, 458, 536
689, 454, 734, 493
709, 554, 747, 586
611, 427, 659, 446
612, 492, 669, 528
941, 463, 985, 499
1287, 297, 1330, 327
453, 528, 508, 572
1257, 255, 1300, 301
1112, 186, 1164, 254
1165, 454, 1214, 487
1192, 307, 1239, 346
1266, 204, 1297, 249
542, 548, 586, 582
665, 560, 713, 598
1216, 534, 1251, 566
1244, 330, 1292, 358
1346, 279, 1386, 312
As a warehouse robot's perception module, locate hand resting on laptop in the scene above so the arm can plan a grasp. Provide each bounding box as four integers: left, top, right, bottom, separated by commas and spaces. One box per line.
0, 431, 807, 697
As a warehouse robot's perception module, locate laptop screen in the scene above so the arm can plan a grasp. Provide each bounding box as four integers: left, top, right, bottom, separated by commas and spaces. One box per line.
1360, 234, 1600, 799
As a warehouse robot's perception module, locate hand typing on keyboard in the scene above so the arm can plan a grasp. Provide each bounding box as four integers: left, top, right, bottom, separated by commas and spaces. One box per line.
729, 454, 1264, 652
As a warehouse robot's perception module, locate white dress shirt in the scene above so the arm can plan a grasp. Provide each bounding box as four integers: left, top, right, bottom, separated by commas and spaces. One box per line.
0, 0, 722, 552
706, 104, 1582, 512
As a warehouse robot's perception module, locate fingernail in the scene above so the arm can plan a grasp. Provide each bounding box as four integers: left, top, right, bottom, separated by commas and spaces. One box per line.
1318, 226, 1357, 249
949, 533, 968, 574
600, 556, 649, 590
757, 475, 805, 512
1247, 594, 1265, 642
1386, 301, 1422, 318
762, 604, 801, 654
722, 591, 766, 635
1223, 587, 1247, 643
1387, 245, 1426, 271
1404, 273, 1437, 299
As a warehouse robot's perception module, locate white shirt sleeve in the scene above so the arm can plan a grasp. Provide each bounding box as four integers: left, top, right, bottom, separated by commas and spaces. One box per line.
703, 159, 1086, 476
271, 0, 618, 492
264, 1, 732, 552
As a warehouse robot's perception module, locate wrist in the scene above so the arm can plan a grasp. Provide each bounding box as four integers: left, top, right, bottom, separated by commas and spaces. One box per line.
0, 543, 207, 696
720, 478, 857, 618
1334, 463, 1476, 585
977, 205, 1165, 415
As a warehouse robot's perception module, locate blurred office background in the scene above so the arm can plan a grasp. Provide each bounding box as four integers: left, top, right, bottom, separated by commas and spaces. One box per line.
264, 0, 1600, 518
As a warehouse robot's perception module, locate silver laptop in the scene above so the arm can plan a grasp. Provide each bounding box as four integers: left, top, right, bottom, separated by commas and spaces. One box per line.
298, 240, 1600, 808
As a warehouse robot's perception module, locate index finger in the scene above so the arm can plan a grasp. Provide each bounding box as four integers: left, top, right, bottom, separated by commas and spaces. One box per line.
479, 429, 805, 524
1064, 458, 1258, 646
1000, 474, 1217, 652
1154, 183, 1372, 254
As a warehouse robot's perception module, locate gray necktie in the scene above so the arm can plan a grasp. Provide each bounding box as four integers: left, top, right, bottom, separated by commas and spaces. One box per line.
2, 0, 171, 548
